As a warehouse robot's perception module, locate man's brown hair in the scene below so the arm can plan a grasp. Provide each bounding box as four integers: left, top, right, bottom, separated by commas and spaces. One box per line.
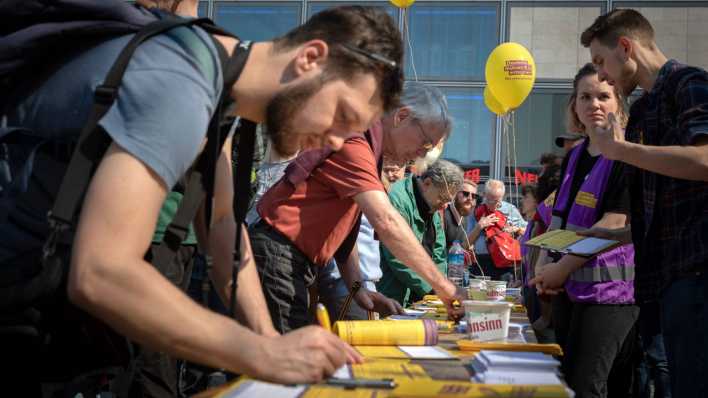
274, 6, 404, 112
581, 8, 655, 48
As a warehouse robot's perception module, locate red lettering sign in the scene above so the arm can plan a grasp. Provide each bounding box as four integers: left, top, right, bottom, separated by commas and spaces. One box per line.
514, 169, 538, 185
464, 168, 481, 184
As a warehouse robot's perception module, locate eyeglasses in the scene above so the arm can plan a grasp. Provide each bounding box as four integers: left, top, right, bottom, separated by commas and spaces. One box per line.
341, 43, 397, 69
412, 119, 435, 152
459, 191, 479, 200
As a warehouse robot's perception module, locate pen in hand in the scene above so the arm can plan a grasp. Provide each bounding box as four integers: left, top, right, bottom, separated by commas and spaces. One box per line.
316, 303, 332, 332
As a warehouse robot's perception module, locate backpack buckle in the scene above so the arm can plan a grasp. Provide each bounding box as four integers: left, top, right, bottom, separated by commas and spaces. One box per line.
43, 212, 70, 260
94, 84, 118, 105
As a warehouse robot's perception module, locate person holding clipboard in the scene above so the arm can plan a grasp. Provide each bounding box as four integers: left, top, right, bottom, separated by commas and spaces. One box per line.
530, 63, 638, 397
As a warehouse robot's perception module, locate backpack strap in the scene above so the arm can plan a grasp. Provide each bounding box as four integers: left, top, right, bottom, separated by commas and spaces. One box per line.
229, 118, 257, 316
44, 16, 219, 259
150, 41, 253, 279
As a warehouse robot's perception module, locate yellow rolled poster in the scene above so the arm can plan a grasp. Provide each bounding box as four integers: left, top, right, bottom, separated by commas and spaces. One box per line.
333, 319, 438, 346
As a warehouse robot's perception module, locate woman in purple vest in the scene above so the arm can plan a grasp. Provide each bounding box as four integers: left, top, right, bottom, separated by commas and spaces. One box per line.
531, 63, 639, 397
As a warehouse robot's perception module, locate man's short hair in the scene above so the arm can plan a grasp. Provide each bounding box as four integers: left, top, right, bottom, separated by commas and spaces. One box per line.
421, 159, 464, 193
399, 82, 452, 140
484, 179, 505, 196
274, 6, 404, 112
580, 9, 655, 48
462, 179, 478, 189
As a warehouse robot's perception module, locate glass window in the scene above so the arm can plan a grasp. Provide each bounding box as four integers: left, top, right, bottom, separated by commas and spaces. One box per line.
614, 4, 708, 70
214, 2, 301, 42
406, 3, 498, 80
508, 5, 603, 80
307, 2, 398, 23
502, 90, 571, 170
438, 87, 494, 167
198, 1, 208, 18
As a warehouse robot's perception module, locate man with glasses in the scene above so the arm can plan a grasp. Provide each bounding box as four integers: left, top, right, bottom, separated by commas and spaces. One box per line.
252, 82, 466, 332
443, 179, 479, 250
467, 179, 527, 279
377, 160, 464, 307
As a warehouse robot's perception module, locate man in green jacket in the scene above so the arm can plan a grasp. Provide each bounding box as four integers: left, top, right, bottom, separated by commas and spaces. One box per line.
378, 160, 464, 307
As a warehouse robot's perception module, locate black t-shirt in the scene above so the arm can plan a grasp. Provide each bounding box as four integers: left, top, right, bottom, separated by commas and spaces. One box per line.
443, 205, 469, 249
412, 178, 437, 257
556, 141, 630, 223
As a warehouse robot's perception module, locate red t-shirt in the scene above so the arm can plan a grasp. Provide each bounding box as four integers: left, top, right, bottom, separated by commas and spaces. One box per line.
258, 135, 384, 265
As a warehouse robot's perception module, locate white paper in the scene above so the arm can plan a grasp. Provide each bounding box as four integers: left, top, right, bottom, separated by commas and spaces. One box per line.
479, 350, 560, 368
478, 370, 562, 385
398, 346, 454, 359
222, 381, 306, 398
332, 365, 352, 379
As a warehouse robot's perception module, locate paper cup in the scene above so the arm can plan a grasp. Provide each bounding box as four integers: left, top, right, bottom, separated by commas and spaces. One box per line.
485, 281, 507, 301
463, 300, 513, 341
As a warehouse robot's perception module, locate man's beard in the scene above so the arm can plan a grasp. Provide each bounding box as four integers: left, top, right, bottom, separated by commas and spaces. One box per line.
265, 76, 325, 157
455, 200, 472, 216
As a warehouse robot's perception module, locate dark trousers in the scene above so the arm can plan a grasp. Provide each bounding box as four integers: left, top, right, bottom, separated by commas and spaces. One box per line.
135, 244, 197, 398
660, 271, 708, 398
553, 292, 639, 398
636, 301, 671, 398
250, 221, 317, 333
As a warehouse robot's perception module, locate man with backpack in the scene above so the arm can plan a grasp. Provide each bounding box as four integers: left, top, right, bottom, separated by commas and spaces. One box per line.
0, 1, 403, 395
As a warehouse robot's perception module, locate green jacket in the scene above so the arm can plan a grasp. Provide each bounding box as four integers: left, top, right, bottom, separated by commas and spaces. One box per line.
152, 191, 198, 245
377, 176, 447, 307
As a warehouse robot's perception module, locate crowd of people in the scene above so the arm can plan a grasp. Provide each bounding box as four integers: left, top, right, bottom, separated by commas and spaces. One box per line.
0, 2, 706, 398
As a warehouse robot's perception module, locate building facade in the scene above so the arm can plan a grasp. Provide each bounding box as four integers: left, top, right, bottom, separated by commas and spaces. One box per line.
194, 0, 708, 188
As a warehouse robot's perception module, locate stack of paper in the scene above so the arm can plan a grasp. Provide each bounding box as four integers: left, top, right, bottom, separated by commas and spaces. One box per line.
470, 350, 562, 385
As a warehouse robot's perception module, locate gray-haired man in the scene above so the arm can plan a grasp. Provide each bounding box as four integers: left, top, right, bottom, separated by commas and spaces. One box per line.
252, 82, 467, 332
377, 160, 464, 307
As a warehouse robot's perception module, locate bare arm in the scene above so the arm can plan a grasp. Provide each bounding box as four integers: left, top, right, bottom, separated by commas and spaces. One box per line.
205, 136, 278, 336
354, 190, 464, 308
335, 244, 404, 317
69, 143, 358, 383
531, 212, 628, 292
593, 113, 708, 181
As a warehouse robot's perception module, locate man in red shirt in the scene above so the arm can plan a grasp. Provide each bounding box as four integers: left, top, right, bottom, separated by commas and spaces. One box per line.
252, 82, 466, 332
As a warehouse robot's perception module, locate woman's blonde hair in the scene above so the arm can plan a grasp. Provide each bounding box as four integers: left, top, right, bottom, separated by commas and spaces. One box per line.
566, 63, 628, 134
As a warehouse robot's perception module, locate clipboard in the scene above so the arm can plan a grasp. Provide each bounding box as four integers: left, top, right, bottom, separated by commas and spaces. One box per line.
523, 229, 620, 257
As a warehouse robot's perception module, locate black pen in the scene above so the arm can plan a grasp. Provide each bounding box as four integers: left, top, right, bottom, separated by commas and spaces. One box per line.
325, 378, 397, 389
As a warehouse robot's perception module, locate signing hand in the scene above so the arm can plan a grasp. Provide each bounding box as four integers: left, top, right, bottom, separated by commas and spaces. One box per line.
354, 289, 405, 318
255, 326, 363, 384
436, 281, 467, 321
591, 112, 627, 160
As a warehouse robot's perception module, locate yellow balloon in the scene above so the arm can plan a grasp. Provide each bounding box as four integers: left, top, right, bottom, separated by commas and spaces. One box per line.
484, 86, 508, 116
485, 42, 536, 110
389, 0, 415, 8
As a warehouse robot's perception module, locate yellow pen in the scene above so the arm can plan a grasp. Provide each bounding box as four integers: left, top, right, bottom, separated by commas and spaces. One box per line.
316, 303, 332, 332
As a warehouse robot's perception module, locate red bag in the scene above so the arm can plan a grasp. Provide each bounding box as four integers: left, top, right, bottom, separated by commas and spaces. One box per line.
475, 204, 522, 268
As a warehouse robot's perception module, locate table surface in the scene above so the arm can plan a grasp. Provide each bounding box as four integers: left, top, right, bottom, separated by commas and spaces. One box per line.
194, 312, 541, 397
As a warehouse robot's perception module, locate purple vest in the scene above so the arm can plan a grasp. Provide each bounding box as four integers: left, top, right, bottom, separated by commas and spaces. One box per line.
520, 197, 554, 285
550, 141, 635, 304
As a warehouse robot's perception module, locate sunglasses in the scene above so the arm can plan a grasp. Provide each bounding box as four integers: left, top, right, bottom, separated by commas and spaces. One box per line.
459, 191, 479, 200
341, 43, 397, 69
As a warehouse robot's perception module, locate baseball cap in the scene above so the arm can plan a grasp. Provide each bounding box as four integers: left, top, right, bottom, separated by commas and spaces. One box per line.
555, 133, 583, 148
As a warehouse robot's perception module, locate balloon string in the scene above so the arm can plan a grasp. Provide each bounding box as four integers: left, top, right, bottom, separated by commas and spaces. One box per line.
403, 7, 418, 81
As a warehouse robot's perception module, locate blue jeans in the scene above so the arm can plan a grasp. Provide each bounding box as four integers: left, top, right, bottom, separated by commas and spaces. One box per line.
660, 271, 708, 398
637, 301, 671, 398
